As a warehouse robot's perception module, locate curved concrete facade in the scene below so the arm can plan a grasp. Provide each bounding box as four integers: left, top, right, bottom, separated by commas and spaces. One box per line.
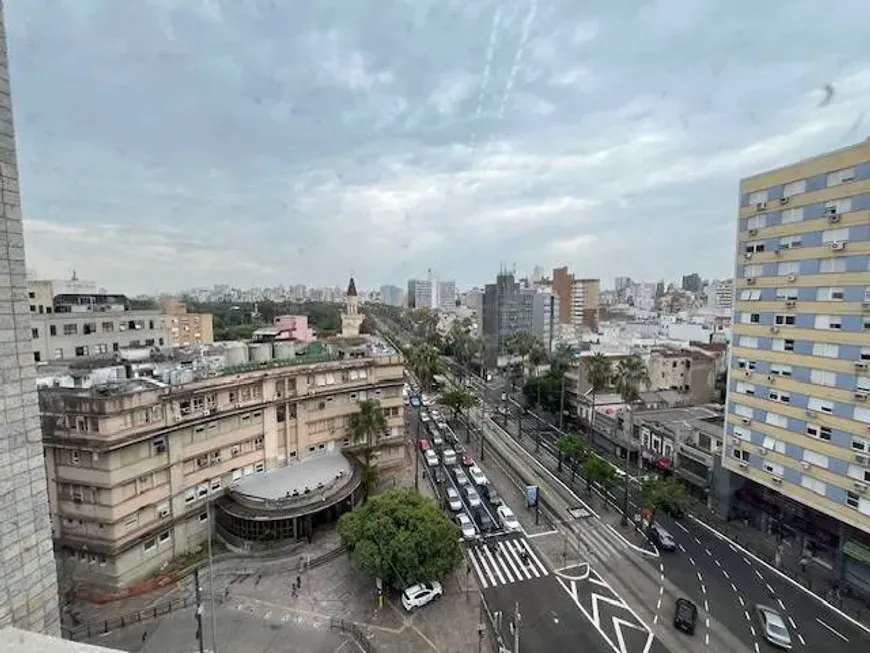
0, 1, 61, 635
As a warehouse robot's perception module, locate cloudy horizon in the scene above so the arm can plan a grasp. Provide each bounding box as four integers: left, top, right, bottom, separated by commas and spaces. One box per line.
7, 0, 870, 294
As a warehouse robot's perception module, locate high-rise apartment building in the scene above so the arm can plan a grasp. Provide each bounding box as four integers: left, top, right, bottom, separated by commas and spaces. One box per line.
706, 279, 734, 311
436, 280, 456, 311
726, 140, 870, 592
379, 284, 403, 307
406, 277, 434, 310
0, 2, 61, 634
682, 273, 702, 293
551, 267, 600, 332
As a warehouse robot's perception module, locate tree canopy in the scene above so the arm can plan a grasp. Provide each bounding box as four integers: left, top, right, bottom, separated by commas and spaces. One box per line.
349, 399, 388, 500
640, 477, 687, 518
183, 300, 343, 340
440, 387, 479, 420
337, 487, 463, 591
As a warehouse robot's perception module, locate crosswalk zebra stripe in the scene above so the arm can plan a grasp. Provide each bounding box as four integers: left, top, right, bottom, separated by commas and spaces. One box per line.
576, 523, 629, 561
467, 537, 549, 588
517, 538, 548, 577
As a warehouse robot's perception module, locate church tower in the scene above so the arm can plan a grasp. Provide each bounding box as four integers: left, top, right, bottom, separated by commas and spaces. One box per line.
341, 277, 363, 337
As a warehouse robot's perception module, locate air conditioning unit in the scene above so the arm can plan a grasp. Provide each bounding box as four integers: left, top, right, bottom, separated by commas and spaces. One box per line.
830, 241, 846, 251
828, 213, 841, 223
856, 361, 869, 370
767, 375, 775, 383
738, 462, 749, 470
744, 370, 753, 378
203, 409, 211, 417
785, 300, 796, 308
744, 252, 754, 259
756, 201, 768, 211
780, 196, 790, 205
769, 326, 780, 334
741, 417, 751, 425
800, 461, 810, 470
855, 391, 868, 401
748, 228, 759, 236
787, 274, 797, 282
856, 454, 869, 466
757, 447, 767, 455
854, 481, 868, 493
747, 278, 757, 285
770, 476, 783, 484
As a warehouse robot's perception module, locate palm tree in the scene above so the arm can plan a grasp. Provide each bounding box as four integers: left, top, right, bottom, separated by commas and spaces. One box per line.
408, 344, 440, 392
550, 343, 574, 377
612, 354, 651, 523
349, 399, 388, 502
527, 341, 549, 378
504, 331, 542, 389
583, 353, 613, 443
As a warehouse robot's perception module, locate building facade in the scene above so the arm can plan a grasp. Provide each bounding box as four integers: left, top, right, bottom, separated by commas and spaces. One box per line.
707, 279, 734, 311
571, 278, 601, 332
407, 278, 434, 310
158, 298, 214, 347
0, 1, 61, 634
379, 284, 403, 307
726, 140, 870, 593
42, 341, 405, 588
436, 280, 456, 311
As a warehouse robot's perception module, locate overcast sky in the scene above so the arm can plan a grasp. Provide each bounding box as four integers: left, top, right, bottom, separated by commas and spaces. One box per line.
7, 0, 870, 294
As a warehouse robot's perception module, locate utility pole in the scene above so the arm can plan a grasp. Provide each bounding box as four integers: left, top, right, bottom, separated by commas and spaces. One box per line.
512, 601, 521, 653
559, 376, 565, 433
194, 567, 205, 653
207, 501, 218, 653
622, 407, 634, 526
516, 405, 522, 441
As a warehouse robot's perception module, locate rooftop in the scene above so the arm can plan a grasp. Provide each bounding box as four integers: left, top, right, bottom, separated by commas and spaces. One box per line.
234, 453, 351, 501
639, 404, 725, 434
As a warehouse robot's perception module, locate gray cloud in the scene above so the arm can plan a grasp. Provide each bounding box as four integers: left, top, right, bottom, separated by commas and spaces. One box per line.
7, 0, 870, 292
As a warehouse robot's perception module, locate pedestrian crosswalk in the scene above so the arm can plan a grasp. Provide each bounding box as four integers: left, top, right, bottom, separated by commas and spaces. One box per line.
466, 536, 549, 589
575, 520, 630, 563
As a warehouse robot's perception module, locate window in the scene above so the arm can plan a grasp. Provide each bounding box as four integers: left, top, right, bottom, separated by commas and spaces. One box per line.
741, 312, 761, 324
774, 314, 796, 326
745, 241, 765, 253
748, 190, 769, 205
820, 258, 847, 273
747, 214, 767, 230
857, 376, 870, 392
184, 488, 195, 504
74, 345, 89, 357
739, 336, 759, 348
822, 227, 850, 243
782, 179, 806, 197
196, 483, 209, 498
143, 538, 156, 553
733, 426, 752, 441
762, 435, 786, 454
765, 412, 788, 429
827, 168, 855, 187
817, 287, 845, 301
53, 348, 63, 359
772, 338, 795, 352
815, 315, 842, 330
808, 397, 833, 414
801, 476, 826, 496
151, 437, 167, 455
102, 321, 114, 332
210, 477, 221, 491
744, 264, 763, 278
735, 382, 755, 395
775, 288, 798, 300
768, 390, 790, 404
63, 324, 77, 336
810, 369, 837, 387
812, 342, 839, 358
777, 261, 799, 276
737, 359, 757, 370
733, 448, 751, 462
803, 450, 829, 469
806, 423, 832, 441
826, 197, 852, 214
779, 235, 802, 249
780, 207, 804, 224
763, 461, 784, 477
735, 404, 753, 418
853, 436, 870, 452
862, 347, 870, 361
254, 461, 265, 473
49, 325, 57, 336
157, 502, 170, 518
863, 316, 870, 331
770, 364, 792, 376
739, 289, 762, 301
854, 407, 870, 425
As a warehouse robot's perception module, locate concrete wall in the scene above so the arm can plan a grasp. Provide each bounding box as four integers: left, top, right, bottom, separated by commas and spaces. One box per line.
0, 1, 61, 634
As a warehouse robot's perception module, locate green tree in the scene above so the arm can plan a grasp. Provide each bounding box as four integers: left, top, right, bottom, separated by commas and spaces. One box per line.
640, 477, 686, 524
408, 344, 441, 391
504, 331, 543, 389
582, 455, 615, 493
440, 387, 478, 422
583, 353, 613, 437
550, 342, 574, 378
349, 399, 388, 502
337, 488, 463, 591
613, 354, 650, 523
556, 434, 588, 481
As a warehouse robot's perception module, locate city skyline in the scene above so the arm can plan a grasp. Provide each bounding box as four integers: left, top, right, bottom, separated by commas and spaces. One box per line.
8, 2, 870, 293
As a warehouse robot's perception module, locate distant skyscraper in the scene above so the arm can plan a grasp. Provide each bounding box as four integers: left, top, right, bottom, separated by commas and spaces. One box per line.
379, 284, 403, 307
407, 277, 434, 310
436, 280, 456, 311
0, 1, 61, 634
681, 273, 702, 293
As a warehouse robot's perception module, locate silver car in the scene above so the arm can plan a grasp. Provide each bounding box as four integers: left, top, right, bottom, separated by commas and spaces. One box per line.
445, 487, 462, 512
456, 513, 476, 540
464, 486, 482, 509
755, 604, 792, 649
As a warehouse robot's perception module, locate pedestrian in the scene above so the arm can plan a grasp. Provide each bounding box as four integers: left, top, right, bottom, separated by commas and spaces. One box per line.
296, 575, 301, 589
141, 631, 147, 643
799, 557, 808, 573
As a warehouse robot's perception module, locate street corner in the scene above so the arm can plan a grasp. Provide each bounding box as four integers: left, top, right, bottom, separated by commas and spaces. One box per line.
404, 579, 489, 653
556, 567, 655, 653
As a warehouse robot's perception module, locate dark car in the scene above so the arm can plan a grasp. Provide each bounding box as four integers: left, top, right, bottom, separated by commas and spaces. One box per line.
649, 524, 677, 552
480, 485, 503, 507
475, 507, 497, 534
673, 598, 697, 634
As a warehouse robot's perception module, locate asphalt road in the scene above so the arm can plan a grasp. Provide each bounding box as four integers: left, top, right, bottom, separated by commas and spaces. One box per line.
455, 372, 870, 653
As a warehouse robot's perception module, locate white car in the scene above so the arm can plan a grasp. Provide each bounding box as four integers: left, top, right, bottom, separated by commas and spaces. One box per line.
441, 448, 457, 467
424, 449, 439, 467
456, 513, 476, 540
446, 487, 462, 511
401, 582, 443, 611
497, 505, 522, 532
453, 468, 470, 487
421, 412, 431, 423
468, 465, 488, 486
464, 486, 482, 509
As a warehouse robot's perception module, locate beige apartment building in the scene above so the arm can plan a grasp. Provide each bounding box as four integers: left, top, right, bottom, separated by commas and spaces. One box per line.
551, 267, 601, 333
42, 342, 405, 589
158, 297, 214, 346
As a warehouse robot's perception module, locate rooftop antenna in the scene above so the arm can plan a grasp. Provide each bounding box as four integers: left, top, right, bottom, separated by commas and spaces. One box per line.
70, 268, 78, 281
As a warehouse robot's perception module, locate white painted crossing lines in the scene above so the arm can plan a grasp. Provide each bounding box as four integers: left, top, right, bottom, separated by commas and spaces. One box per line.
467, 537, 549, 589
576, 519, 629, 563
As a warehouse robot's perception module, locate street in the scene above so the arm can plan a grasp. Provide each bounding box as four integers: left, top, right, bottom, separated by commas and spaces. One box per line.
455, 367, 870, 652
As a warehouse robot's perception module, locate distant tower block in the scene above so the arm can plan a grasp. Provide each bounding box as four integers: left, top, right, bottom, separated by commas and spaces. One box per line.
341, 277, 364, 337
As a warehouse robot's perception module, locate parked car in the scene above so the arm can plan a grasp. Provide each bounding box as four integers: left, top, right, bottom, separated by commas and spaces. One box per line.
648, 524, 677, 552
456, 513, 476, 540
441, 448, 457, 466
497, 505, 522, 532
453, 468, 470, 487
673, 598, 697, 635
755, 604, 792, 649
464, 486, 482, 509
445, 487, 462, 512
468, 465, 488, 486
424, 449, 439, 467
401, 582, 443, 611
480, 485, 502, 507
431, 433, 444, 448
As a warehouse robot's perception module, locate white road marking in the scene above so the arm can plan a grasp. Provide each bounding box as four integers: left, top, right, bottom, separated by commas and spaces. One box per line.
729, 544, 737, 553
788, 616, 796, 630
777, 598, 786, 611
730, 582, 737, 592
468, 547, 492, 588
743, 557, 752, 566
679, 544, 687, 553
754, 643, 760, 653
705, 633, 709, 645
744, 610, 751, 621
738, 596, 745, 608
754, 569, 764, 580
701, 584, 707, 595
705, 548, 713, 557
704, 600, 709, 612
689, 556, 696, 566
697, 571, 703, 582
723, 570, 729, 579
653, 614, 659, 625
676, 522, 689, 533
526, 529, 559, 538
714, 559, 721, 568
695, 537, 702, 545
659, 586, 664, 595
765, 583, 774, 594
750, 625, 756, 637
816, 618, 849, 642
798, 633, 806, 646
656, 598, 661, 610
659, 562, 664, 573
